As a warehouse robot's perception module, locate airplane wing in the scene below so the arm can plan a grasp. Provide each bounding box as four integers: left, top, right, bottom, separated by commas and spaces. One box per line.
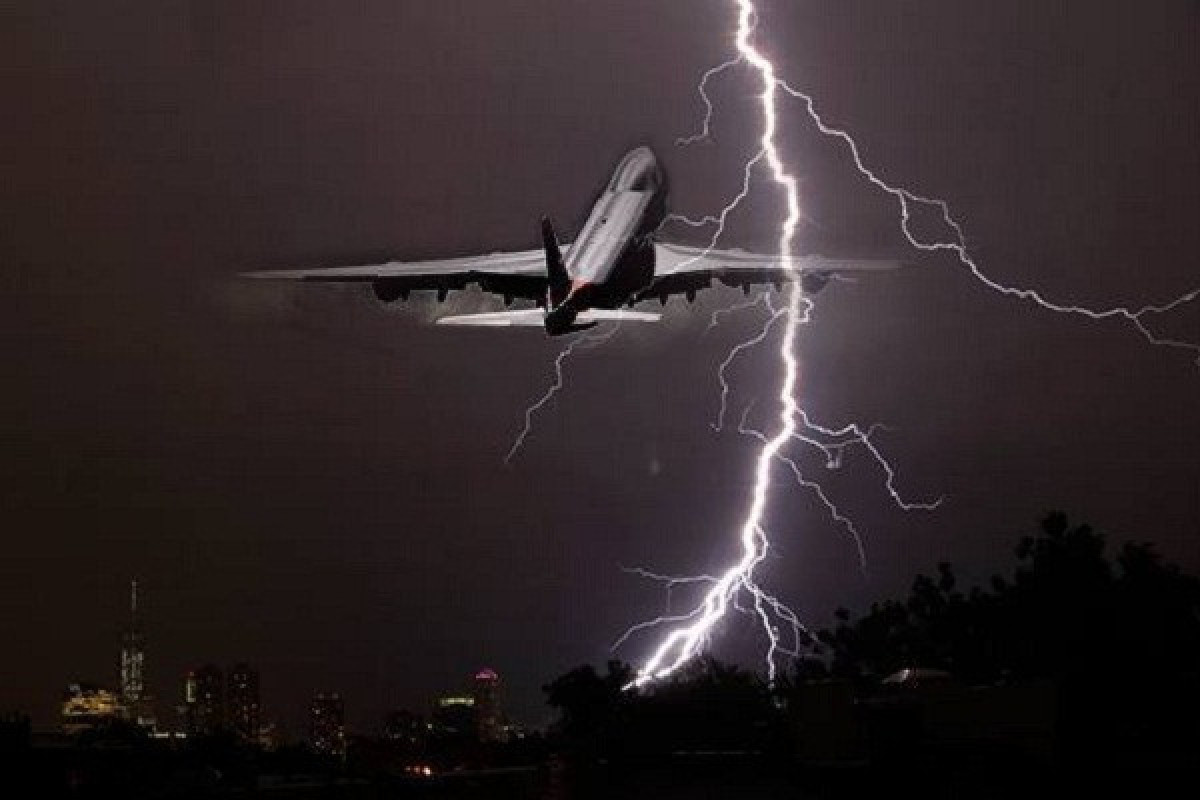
242, 247, 563, 304
640, 241, 903, 301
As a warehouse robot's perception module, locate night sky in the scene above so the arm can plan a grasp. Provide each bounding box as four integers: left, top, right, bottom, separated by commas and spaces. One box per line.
3, 1, 1197, 736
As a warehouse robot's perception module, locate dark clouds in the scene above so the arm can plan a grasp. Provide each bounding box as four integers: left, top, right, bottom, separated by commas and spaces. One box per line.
1, 1, 1197, 734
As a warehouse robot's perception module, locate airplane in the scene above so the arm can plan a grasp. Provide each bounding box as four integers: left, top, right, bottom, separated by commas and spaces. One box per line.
244, 146, 900, 335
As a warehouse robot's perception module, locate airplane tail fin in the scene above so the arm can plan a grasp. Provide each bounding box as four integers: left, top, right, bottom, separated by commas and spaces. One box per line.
541, 216, 570, 307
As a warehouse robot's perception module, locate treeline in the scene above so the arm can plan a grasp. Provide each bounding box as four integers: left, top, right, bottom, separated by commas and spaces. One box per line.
544, 513, 1200, 763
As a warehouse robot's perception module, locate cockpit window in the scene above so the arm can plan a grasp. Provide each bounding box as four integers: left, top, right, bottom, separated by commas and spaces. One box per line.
628, 171, 653, 191
608, 151, 658, 192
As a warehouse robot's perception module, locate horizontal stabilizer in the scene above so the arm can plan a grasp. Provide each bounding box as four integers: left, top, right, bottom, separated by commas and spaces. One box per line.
577, 310, 660, 323
436, 309, 660, 327
436, 310, 546, 327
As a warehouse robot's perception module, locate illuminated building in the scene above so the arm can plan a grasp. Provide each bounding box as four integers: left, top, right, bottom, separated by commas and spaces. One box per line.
472, 667, 503, 743
189, 664, 224, 734
431, 693, 475, 739
384, 710, 426, 746
119, 579, 155, 728
256, 720, 280, 751
228, 663, 260, 743
61, 683, 122, 734
310, 691, 346, 757
178, 670, 198, 733
429, 669, 507, 743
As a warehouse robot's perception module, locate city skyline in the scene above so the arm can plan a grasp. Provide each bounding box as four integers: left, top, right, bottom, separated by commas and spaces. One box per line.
48, 579, 519, 743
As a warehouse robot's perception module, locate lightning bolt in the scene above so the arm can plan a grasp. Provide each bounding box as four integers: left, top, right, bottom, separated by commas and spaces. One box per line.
770, 80, 1200, 363
735, 407, 867, 571
622, 0, 1199, 689
703, 290, 767, 335
658, 149, 766, 268
712, 294, 786, 432
625, 0, 811, 688
674, 55, 742, 147
505, 323, 621, 464
669, 36, 1200, 362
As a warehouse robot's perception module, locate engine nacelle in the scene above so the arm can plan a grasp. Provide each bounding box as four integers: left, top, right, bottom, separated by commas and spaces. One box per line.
372, 281, 406, 303
801, 271, 831, 295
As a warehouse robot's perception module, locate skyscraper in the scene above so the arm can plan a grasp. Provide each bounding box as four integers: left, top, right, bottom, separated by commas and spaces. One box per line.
118, 579, 154, 728
472, 668, 503, 743
383, 709, 426, 746
228, 663, 260, 743
179, 670, 198, 734
310, 691, 346, 758
190, 664, 225, 735
430, 693, 475, 739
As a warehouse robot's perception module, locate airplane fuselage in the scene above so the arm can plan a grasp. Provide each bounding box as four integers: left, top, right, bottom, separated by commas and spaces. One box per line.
545, 147, 666, 333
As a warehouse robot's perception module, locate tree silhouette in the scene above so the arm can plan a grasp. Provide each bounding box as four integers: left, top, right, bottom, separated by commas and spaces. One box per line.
544, 514, 1200, 763
543, 658, 785, 761
819, 512, 1200, 754
543, 660, 634, 760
